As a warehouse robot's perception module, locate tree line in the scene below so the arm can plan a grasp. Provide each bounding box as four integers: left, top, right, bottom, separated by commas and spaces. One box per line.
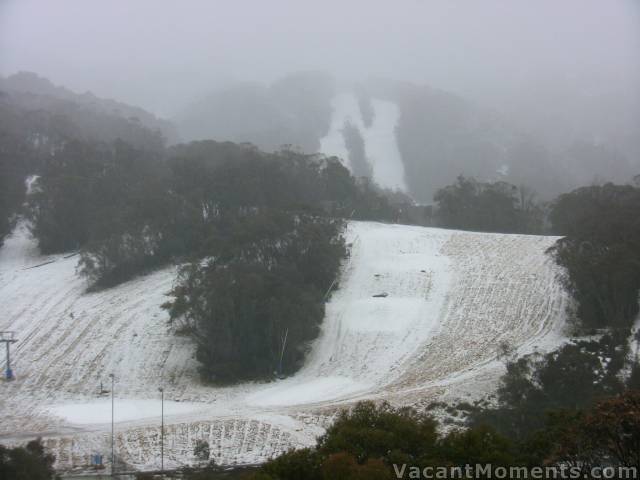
0, 85, 400, 383
22, 136, 398, 382
548, 183, 640, 331
433, 175, 640, 335
433, 175, 544, 234
177, 391, 640, 479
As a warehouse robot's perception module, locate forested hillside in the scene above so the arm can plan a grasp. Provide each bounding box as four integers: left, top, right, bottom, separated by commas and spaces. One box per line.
176, 71, 335, 152
1, 83, 399, 383
0, 78, 173, 248
2, 1, 638, 475
433, 175, 543, 234
549, 183, 640, 330
0, 71, 178, 145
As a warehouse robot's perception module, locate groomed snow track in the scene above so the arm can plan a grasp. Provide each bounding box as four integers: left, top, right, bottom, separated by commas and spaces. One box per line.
0, 221, 567, 472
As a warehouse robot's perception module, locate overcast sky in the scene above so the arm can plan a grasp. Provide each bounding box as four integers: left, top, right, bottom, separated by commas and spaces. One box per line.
1, 0, 639, 116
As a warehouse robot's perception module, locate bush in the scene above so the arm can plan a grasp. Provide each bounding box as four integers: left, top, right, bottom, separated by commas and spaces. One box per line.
250, 401, 527, 479
549, 183, 640, 330
433, 176, 543, 234
0, 439, 58, 480
27, 140, 162, 254
70, 141, 396, 289
470, 335, 626, 441
194, 440, 211, 462
164, 212, 346, 382
318, 402, 438, 466
549, 390, 640, 471
0, 131, 27, 246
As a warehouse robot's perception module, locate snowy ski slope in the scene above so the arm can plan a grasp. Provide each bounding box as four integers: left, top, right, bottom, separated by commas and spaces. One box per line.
0, 221, 567, 471
319, 93, 407, 191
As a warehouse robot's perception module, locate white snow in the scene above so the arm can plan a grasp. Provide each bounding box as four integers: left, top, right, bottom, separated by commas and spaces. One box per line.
46, 400, 208, 425
0, 220, 567, 471
247, 376, 370, 407
319, 94, 355, 170
320, 93, 407, 191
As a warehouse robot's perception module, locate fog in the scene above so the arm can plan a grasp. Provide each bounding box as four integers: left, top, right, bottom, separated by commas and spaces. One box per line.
1, 0, 638, 116
1, 0, 639, 200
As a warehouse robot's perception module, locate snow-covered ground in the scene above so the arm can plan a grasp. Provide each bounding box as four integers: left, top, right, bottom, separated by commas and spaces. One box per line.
0, 221, 567, 472
320, 93, 407, 191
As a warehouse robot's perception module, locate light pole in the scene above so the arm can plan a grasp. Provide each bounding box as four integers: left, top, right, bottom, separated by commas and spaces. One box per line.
109, 373, 115, 476
278, 328, 288, 378
159, 387, 164, 472
0, 331, 18, 380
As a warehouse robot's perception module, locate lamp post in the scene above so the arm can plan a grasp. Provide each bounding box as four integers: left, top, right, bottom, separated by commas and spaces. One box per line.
109, 373, 115, 476
159, 387, 164, 472
0, 331, 18, 380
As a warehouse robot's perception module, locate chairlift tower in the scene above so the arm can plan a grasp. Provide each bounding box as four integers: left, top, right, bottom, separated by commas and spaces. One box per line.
0, 331, 18, 380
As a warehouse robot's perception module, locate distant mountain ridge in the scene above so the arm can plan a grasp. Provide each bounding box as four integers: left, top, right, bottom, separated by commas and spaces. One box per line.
174, 71, 335, 153
2, 71, 635, 203
179, 73, 638, 202
0, 71, 179, 145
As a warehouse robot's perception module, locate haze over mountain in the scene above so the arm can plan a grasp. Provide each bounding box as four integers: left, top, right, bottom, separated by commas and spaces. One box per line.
2, 3, 640, 476
1, 0, 638, 200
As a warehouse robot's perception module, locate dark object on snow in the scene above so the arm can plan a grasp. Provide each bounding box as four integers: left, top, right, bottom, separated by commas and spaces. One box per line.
372, 292, 388, 298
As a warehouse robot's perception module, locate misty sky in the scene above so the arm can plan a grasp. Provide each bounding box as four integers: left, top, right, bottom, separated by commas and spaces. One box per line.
1, 0, 639, 117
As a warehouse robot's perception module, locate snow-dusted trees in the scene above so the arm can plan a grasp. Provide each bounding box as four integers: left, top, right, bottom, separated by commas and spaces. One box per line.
433, 176, 544, 234
164, 212, 346, 382
549, 183, 640, 330
25, 138, 397, 380
28, 140, 163, 254
28, 138, 395, 290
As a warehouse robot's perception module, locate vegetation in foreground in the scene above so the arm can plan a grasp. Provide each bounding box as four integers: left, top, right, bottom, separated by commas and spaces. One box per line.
0, 439, 58, 480
176, 391, 640, 479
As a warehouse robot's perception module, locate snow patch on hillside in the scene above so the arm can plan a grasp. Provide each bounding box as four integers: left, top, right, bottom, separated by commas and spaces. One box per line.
46, 400, 208, 425
320, 93, 406, 191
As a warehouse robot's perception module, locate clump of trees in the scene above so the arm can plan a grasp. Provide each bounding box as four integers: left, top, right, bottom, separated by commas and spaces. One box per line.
0, 439, 58, 480
433, 176, 543, 234
1, 72, 171, 150
29, 140, 397, 289
0, 100, 37, 246
548, 183, 640, 330
251, 401, 518, 480
224, 389, 640, 480
471, 334, 627, 441
154, 143, 396, 381
164, 212, 346, 382
0, 141, 27, 246
27, 140, 163, 256
549, 390, 640, 472
0, 78, 172, 248
250, 402, 440, 480
25, 138, 397, 381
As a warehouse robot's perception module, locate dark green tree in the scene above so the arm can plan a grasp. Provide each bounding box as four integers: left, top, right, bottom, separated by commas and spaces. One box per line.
549, 183, 640, 329
0, 439, 58, 480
